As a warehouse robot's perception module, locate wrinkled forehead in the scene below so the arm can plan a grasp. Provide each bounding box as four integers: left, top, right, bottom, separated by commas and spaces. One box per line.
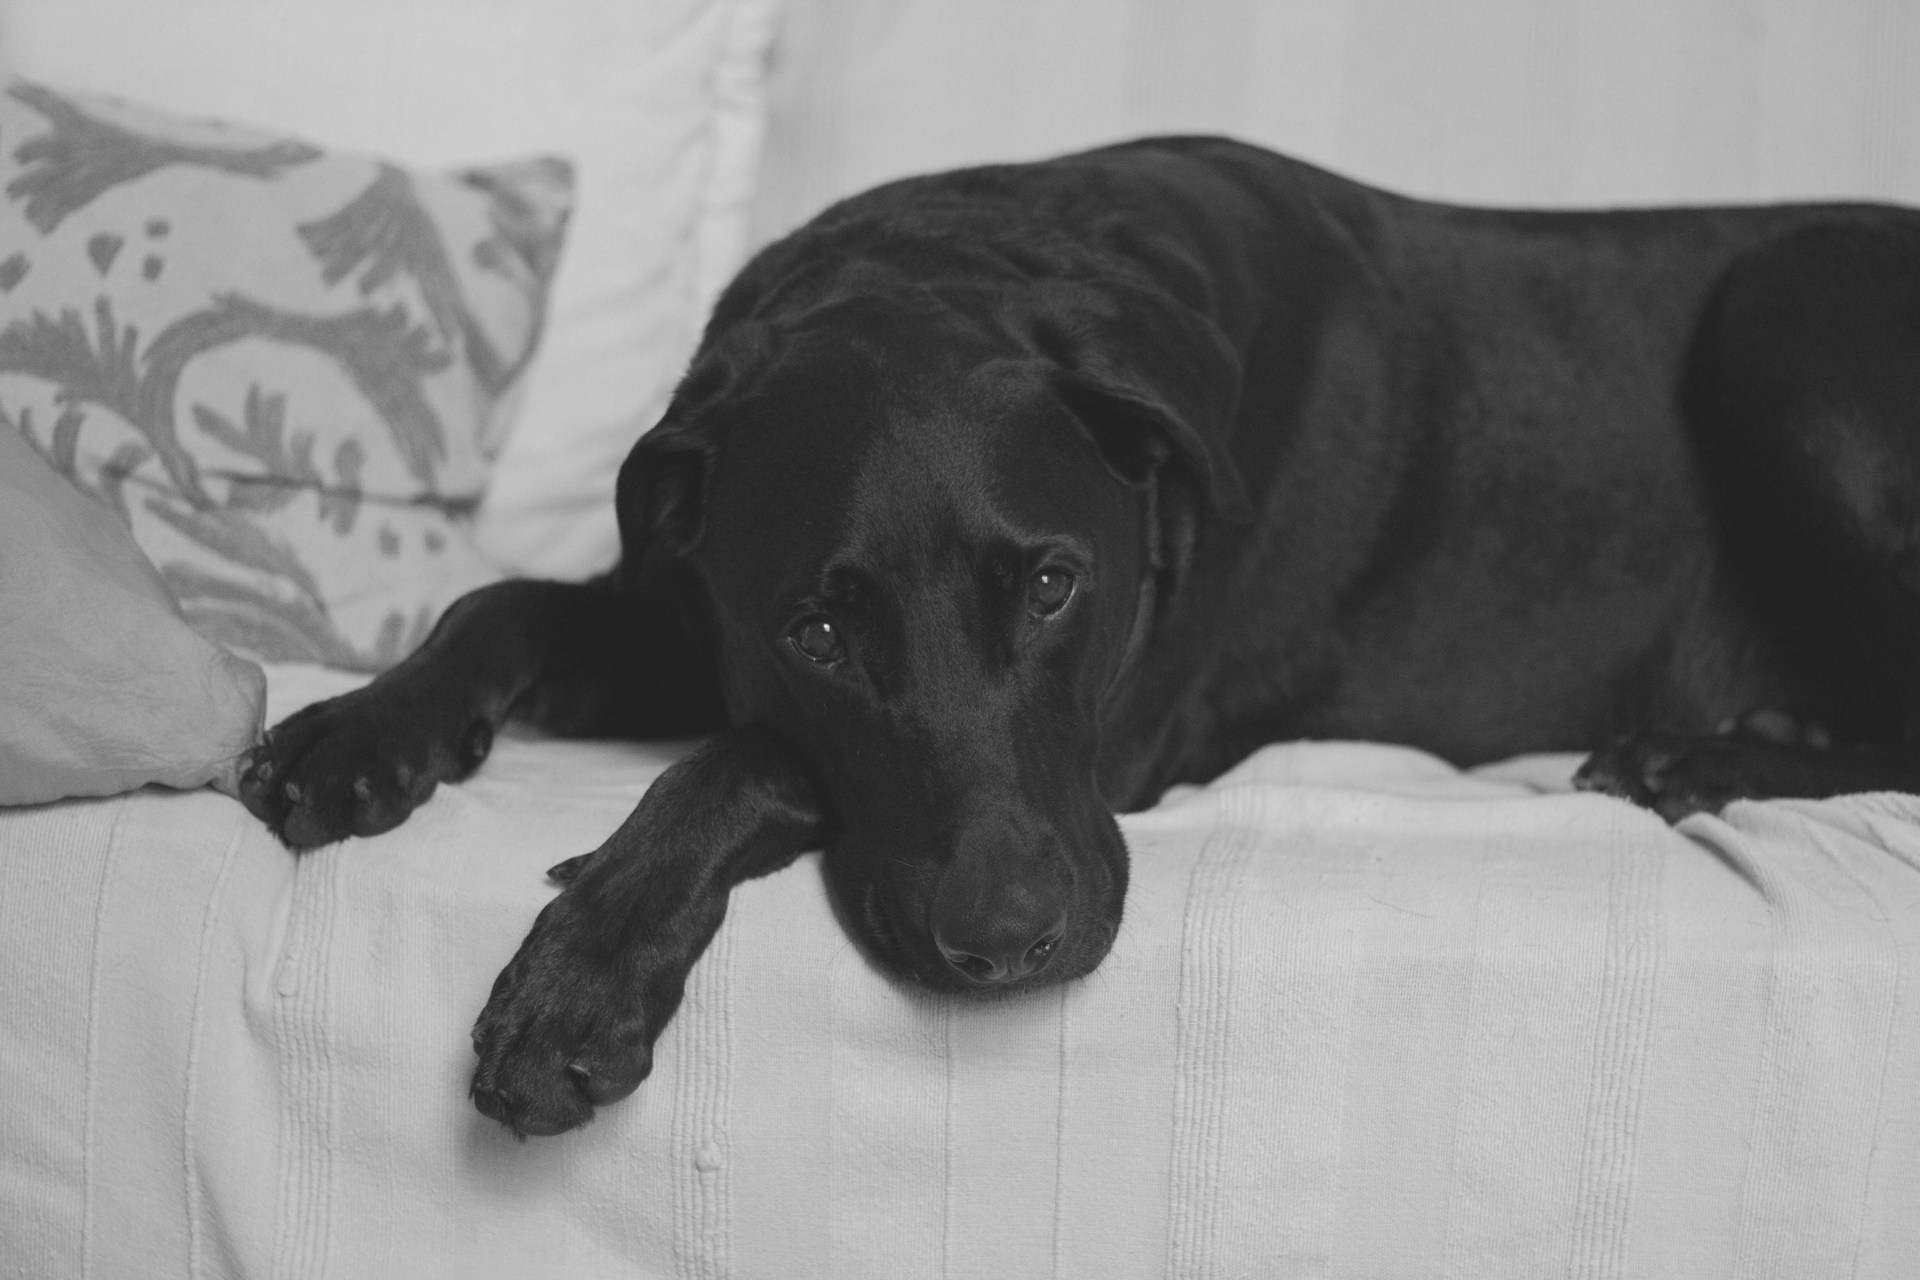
696, 355, 1105, 603
842, 414, 1010, 568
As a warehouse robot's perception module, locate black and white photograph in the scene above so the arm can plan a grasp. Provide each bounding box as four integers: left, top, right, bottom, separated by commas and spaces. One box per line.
3, 1, 1920, 1275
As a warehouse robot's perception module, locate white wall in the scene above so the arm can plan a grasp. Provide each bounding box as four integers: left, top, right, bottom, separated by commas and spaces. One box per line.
753, 0, 1920, 244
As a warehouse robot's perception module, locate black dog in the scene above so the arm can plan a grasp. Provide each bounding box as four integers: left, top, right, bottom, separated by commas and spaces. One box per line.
241, 137, 1920, 1136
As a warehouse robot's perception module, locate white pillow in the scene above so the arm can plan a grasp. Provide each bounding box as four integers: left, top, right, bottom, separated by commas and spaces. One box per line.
0, 0, 782, 579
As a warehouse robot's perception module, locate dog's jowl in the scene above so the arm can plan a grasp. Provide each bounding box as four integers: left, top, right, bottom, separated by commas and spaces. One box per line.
240, 137, 1920, 1135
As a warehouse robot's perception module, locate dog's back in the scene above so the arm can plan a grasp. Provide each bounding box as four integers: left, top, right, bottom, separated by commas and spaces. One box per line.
796, 138, 1920, 795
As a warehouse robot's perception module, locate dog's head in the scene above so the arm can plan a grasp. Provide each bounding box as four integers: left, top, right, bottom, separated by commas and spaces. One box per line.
617, 261, 1246, 993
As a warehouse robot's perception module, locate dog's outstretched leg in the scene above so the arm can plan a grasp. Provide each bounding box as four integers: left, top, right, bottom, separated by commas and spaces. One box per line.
239, 577, 724, 848
468, 727, 821, 1136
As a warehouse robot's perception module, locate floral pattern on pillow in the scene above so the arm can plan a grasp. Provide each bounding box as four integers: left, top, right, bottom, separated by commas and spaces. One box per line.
0, 78, 571, 670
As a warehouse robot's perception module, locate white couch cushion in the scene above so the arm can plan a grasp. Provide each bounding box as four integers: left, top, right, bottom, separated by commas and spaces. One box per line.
5, 666, 1920, 1276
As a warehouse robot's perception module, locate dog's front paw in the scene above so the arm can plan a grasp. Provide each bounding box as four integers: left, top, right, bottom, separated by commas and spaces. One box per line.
1573, 715, 1832, 822
1574, 733, 1740, 821
469, 885, 703, 1137
239, 684, 495, 849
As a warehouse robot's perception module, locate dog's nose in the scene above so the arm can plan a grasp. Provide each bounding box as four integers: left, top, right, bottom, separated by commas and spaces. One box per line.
929, 817, 1069, 984
933, 908, 1067, 984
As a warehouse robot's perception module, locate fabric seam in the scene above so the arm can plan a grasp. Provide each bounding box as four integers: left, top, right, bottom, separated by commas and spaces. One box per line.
79, 796, 132, 1280
183, 811, 249, 1280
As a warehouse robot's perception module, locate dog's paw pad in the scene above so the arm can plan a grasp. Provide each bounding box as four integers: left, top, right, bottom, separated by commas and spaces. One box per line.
568, 1035, 653, 1106
1576, 731, 1795, 823
240, 687, 475, 849
470, 1075, 593, 1138
468, 907, 666, 1137
1571, 738, 1655, 806
471, 1008, 655, 1134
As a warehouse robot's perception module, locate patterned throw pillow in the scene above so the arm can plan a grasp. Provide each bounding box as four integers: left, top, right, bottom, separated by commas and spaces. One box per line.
0, 78, 571, 671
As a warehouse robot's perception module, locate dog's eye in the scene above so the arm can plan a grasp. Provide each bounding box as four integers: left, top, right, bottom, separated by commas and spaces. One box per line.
789, 615, 845, 664
1027, 568, 1075, 618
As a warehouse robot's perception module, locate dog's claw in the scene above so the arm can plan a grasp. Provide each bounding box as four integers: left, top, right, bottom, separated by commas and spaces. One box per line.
1576, 721, 1854, 823
240, 680, 492, 849
462, 720, 494, 771
470, 1080, 581, 1138
546, 852, 594, 883
468, 881, 678, 1135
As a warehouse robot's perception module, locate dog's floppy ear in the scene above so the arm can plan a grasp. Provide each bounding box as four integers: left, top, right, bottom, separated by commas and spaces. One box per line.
616, 420, 714, 559
615, 325, 775, 562
1022, 279, 1251, 524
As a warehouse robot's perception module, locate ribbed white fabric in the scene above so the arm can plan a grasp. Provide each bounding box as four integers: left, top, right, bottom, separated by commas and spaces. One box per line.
6, 665, 1920, 1277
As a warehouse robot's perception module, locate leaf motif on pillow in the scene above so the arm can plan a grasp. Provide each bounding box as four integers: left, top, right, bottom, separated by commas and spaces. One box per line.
463, 157, 573, 297
10, 381, 354, 665
142, 492, 326, 604
0, 77, 574, 672
46, 401, 80, 471
300, 165, 494, 384
0, 298, 209, 503
0, 293, 453, 495
0, 291, 474, 670
192, 388, 363, 530
299, 161, 571, 407
5, 82, 321, 233
325, 439, 366, 535
94, 439, 150, 523
159, 562, 370, 670
5, 398, 144, 521
159, 562, 436, 672
222, 474, 300, 515
462, 157, 572, 398
181, 293, 453, 489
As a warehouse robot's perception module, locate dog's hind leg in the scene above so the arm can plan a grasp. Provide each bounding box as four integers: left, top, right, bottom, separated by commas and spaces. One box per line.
240, 576, 725, 847
1578, 218, 1920, 819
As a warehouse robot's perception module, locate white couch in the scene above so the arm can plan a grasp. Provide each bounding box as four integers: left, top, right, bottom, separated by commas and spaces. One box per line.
6, 3, 1920, 1277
